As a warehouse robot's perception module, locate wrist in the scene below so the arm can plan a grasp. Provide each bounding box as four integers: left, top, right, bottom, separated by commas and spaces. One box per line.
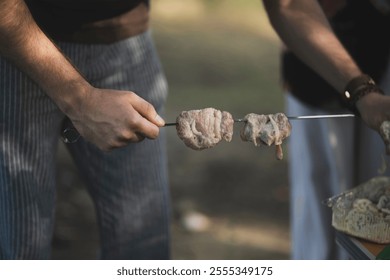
342, 74, 384, 116
52, 79, 92, 117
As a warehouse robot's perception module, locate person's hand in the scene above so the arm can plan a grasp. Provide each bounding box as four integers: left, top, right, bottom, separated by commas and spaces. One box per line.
67, 86, 165, 151
356, 92, 390, 154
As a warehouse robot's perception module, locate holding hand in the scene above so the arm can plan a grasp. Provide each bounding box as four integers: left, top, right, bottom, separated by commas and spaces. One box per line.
356, 93, 390, 154
66, 86, 165, 151
341, 74, 390, 155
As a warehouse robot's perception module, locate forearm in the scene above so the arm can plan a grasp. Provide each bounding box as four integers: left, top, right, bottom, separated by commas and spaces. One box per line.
263, 0, 362, 93
0, 0, 90, 115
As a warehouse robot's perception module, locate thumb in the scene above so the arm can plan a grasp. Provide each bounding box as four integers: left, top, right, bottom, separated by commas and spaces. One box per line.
131, 94, 165, 127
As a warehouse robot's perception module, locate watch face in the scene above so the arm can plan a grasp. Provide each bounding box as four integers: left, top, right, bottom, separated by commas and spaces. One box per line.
61, 117, 80, 144
370, 0, 390, 14
62, 127, 80, 144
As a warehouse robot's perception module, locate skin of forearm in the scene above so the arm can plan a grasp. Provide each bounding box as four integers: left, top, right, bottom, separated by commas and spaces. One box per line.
0, 0, 90, 116
263, 0, 362, 93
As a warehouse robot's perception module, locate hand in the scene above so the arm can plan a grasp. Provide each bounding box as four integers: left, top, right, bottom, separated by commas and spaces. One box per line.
67, 86, 165, 151
356, 92, 390, 154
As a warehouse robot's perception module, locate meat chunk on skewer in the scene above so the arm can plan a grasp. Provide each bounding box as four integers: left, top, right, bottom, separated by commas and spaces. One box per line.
176, 107, 234, 150
240, 113, 292, 160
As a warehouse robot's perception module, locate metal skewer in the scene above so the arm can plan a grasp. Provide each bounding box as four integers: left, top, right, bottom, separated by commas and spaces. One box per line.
287, 113, 355, 120
234, 113, 355, 123
63, 114, 357, 143
166, 113, 356, 126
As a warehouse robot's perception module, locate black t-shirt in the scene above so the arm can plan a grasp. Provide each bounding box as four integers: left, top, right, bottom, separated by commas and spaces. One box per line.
25, 0, 149, 42
282, 0, 390, 110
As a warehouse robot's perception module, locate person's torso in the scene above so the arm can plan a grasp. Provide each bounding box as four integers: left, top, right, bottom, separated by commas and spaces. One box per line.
26, 0, 150, 43
282, 0, 390, 110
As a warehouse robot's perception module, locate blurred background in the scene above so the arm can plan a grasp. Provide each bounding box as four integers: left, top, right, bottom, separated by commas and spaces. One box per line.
52, 0, 290, 259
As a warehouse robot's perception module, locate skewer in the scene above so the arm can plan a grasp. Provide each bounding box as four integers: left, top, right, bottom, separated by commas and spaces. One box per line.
63, 114, 357, 143
163, 122, 178, 126
235, 114, 355, 122
165, 114, 356, 126
287, 113, 355, 120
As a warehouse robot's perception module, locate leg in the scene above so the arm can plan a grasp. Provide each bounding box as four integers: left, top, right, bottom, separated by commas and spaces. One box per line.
0, 58, 63, 259
287, 94, 353, 259
66, 133, 170, 259
59, 31, 170, 259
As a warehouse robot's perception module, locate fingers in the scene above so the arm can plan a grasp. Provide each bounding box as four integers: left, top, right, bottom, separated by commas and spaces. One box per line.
127, 93, 166, 140
128, 112, 160, 140
130, 94, 165, 127
96, 132, 146, 152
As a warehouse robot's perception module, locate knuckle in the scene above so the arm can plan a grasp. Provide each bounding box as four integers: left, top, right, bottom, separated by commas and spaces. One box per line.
106, 138, 124, 150
119, 130, 132, 141
149, 128, 159, 139
144, 102, 156, 115
120, 130, 143, 143
145, 102, 155, 113
129, 116, 142, 129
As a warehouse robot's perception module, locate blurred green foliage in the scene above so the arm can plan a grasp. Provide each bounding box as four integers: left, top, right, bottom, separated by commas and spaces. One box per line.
152, 0, 283, 119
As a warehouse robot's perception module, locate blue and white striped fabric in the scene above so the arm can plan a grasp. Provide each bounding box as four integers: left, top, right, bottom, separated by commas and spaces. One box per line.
0, 31, 170, 259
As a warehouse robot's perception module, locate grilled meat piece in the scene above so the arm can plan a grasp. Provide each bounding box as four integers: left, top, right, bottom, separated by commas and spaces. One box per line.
240, 113, 291, 160
176, 108, 234, 150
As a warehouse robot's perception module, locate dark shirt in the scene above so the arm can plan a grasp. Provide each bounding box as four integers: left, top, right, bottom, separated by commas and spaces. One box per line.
282, 0, 390, 110
25, 0, 150, 43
